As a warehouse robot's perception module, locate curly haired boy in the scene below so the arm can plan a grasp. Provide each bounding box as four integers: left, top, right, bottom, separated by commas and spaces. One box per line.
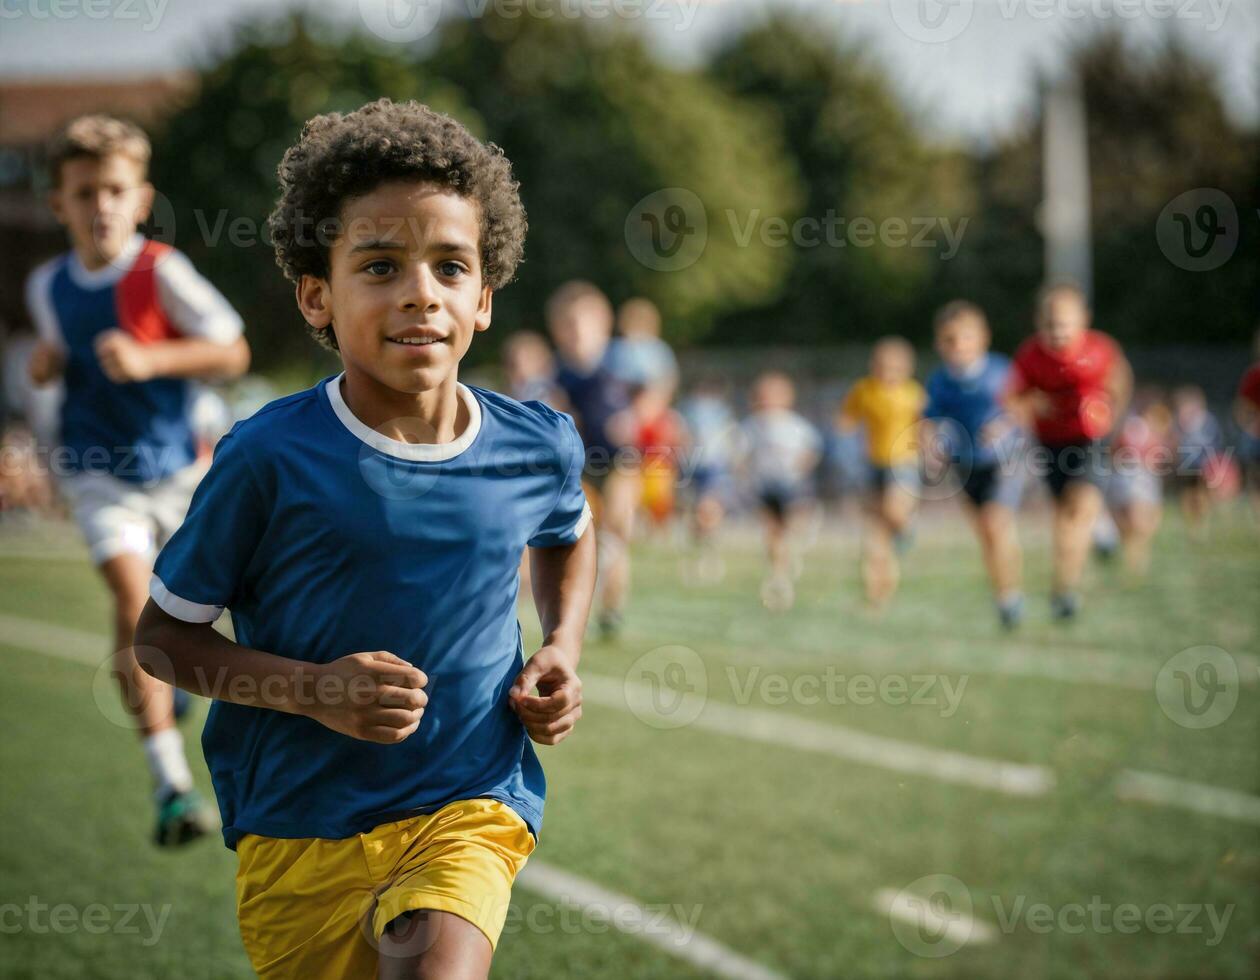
135, 99, 596, 979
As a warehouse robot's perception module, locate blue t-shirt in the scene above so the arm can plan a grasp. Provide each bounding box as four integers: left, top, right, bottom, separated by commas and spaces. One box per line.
150, 375, 591, 848
24, 236, 243, 484
554, 354, 634, 460
923, 354, 1014, 469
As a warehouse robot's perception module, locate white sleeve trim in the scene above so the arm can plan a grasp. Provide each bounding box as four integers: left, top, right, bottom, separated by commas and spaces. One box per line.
154, 250, 244, 344
25, 259, 66, 349
149, 574, 224, 623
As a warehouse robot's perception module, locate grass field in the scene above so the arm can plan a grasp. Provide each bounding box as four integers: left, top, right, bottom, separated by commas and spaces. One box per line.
0, 503, 1257, 979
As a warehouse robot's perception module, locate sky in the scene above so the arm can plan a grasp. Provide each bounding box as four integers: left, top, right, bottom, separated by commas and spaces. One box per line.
0, 0, 1256, 144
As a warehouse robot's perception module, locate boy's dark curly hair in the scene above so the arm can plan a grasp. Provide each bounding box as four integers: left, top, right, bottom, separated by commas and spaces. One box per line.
267, 99, 527, 351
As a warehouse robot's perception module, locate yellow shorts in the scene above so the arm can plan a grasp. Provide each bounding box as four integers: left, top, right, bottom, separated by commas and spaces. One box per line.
234, 798, 535, 979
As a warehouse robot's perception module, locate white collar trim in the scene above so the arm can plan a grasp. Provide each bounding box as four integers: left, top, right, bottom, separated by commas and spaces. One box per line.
67, 234, 143, 289
325, 372, 482, 462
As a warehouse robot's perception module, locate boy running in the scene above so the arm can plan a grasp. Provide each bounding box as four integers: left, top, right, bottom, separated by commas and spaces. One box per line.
546, 280, 637, 638
1006, 282, 1132, 620
25, 115, 249, 845
838, 338, 926, 611
921, 302, 1025, 628
740, 371, 820, 611
134, 100, 596, 979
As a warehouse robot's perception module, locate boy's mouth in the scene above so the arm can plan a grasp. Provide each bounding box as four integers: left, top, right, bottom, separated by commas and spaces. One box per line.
386, 328, 446, 347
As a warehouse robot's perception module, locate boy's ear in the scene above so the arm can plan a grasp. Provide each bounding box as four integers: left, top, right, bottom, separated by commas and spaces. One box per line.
131, 181, 156, 227
47, 189, 65, 225
474, 286, 493, 333
296, 276, 334, 332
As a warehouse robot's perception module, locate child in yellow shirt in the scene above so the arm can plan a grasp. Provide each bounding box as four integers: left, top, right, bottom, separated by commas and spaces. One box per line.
838, 337, 926, 609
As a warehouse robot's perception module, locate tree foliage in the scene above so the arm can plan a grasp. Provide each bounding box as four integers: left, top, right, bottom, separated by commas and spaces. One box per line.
146, 14, 1256, 372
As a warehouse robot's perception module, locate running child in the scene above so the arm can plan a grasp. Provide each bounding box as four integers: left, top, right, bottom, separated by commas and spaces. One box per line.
837, 337, 926, 611
1005, 282, 1132, 620
921, 302, 1025, 628
546, 280, 637, 638
134, 99, 597, 979
632, 384, 685, 533
607, 296, 679, 398
677, 377, 737, 583
502, 329, 559, 404
740, 371, 821, 611
1107, 386, 1172, 579
25, 115, 250, 846
1171, 384, 1222, 540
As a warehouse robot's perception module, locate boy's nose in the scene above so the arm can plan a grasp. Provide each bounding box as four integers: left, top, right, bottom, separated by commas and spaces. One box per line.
398, 265, 440, 311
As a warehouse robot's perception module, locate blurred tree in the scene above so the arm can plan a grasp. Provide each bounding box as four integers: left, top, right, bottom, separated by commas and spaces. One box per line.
966, 32, 1258, 351
150, 9, 799, 369
147, 13, 1254, 376
426, 7, 800, 348
707, 16, 975, 348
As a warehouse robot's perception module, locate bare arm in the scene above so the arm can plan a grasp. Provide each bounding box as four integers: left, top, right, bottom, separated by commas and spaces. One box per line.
1002, 384, 1035, 429
510, 526, 597, 745
135, 600, 427, 744
95, 332, 251, 384
1105, 354, 1134, 423
28, 341, 65, 386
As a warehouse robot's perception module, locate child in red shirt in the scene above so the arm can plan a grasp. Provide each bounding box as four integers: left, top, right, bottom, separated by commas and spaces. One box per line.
1006, 283, 1132, 619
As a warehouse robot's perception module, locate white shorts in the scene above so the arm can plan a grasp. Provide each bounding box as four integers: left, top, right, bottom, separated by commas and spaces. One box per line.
1107, 469, 1163, 510
58, 461, 208, 565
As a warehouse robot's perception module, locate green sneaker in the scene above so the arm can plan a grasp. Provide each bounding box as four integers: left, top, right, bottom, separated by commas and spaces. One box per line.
154, 789, 217, 848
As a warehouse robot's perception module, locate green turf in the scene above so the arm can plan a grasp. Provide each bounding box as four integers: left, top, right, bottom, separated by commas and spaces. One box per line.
0, 507, 1256, 978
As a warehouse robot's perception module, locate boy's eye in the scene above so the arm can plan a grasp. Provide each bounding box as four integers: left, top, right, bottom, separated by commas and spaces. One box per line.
438, 261, 466, 278
364, 260, 394, 276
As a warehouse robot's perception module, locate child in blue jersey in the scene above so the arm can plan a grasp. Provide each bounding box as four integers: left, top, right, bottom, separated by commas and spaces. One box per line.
546, 280, 638, 637
921, 301, 1025, 628
134, 99, 597, 979
25, 115, 250, 845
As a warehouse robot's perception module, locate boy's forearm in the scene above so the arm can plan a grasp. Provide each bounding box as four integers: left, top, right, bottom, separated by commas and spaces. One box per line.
1107, 358, 1133, 419
1003, 390, 1035, 428
135, 599, 319, 716
529, 527, 597, 653
147, 336, 251, 381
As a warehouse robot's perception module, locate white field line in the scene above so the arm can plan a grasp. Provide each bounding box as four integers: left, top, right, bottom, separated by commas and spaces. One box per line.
583, 673, 1260, 824
1115, 770, 1260, 825
582, 674, 1055, 798
874, 886, 998, 949
516, 862, 787, 980
0, 612, 103, 665
4, 612, 1257, 826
